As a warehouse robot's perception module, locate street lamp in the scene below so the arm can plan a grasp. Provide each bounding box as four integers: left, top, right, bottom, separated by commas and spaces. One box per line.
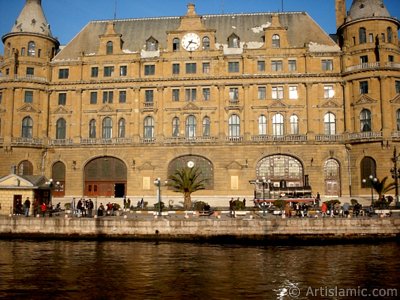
362, 175, 377, 206
153, 178, 162, 216
390, 146, 400, 207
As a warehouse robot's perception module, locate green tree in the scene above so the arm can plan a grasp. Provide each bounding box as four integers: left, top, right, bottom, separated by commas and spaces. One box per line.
167, 167, 206, 209
372, 176, 395, 200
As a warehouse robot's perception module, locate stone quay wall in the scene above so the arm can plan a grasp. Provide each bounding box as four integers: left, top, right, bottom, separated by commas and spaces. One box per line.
1, 216, 400, 243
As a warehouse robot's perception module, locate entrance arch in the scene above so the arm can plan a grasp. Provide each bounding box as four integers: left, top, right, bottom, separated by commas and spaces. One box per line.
324, 159, 341, 196
84, 157, 127, 197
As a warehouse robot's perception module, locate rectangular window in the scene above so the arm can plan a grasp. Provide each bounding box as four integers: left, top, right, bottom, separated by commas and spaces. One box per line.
324, 85, 335, 99
360, 55, 368, 65
120, 66, 127, 76
289, 86, 298, 100
288, 60, 297, 71
0, 91, 3, 104
271, 60, 283, 71
145, 90, 154, 102
229, 88, 239, 101
91, 67, 99, 78
26, 67, 34, 76
185, 63, 197, 74
257, 61, 265, 72
322, 59, 333, 71
228, 62, 239, 73
90, 92, 97, 104
172, 63, 180, 75
104, 66, 114, 77
58, 68, 69, 79
272, 86, 284, 100
144, 65, 155, 76
103, 91, 114, 103
202, 88, 210, 101
172, 89, 180, 101
395, 81, 400, 94
24, 91, 33, 103
389, 55, 394, 63
202, 62, 210, 74
58, 93, 67, 106
360, 81, 369, 94
258, 87, 266, 100
119, 91, 126, 103
185, 88, 197, 101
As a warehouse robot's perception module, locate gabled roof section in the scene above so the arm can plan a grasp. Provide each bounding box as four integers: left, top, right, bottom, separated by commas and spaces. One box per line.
10, 0, 53, 37
0, 174, 48, 189
54, 11, 338, 61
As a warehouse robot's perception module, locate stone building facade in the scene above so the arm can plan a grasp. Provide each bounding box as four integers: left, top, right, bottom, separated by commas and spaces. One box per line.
0, 0, 399, 206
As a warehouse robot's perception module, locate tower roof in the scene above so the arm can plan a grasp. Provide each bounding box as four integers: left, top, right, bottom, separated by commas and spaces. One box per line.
10, 0, 53, 37
346, 0, 390, 21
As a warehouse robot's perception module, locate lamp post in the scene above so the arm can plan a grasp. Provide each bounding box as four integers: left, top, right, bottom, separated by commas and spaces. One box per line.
362, 175, 377, 206
390, 146, 400, 207
154, 178, 161, 216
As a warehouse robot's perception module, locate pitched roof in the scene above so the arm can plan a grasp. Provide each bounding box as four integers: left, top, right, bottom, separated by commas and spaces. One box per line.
54, 11, 338, 61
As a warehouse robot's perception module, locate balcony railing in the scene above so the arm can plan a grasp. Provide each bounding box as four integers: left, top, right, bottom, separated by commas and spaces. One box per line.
49, 139, 74, 146
345, 62, 400, 72
164, 136, 217, 144
226, 136, 243, 143
252, 134, 307, 142
315, 134, 345, 142
11, 137, 43, 146
347, 131, 383, 140
80, 138, 133, 145
0, 75, 47, 82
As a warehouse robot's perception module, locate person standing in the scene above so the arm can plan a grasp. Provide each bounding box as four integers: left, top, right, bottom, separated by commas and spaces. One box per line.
40, 202, 47, 217
24, 197, 31, 217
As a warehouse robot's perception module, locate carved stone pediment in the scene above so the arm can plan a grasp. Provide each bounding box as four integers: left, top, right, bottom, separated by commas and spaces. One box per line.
390, 94, 400, 104
225, 161, 243, 170
352, 94, 377, 106
17, 103, 40, 113
137, 161, 155, 171
319, 100, 341, 109
269, 100, 287, 108
52, 106, 71, 115
99, 104, 115, 113
182, 102, 200, 111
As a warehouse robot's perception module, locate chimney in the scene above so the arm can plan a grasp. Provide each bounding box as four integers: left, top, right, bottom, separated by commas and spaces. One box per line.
335, 0, 347, 29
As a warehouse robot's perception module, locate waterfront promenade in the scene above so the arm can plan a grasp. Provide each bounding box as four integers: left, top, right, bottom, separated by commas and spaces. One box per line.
1, 210, 400, 243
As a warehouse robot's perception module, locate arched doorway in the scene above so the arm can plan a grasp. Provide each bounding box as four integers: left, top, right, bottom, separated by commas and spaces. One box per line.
324, 159, 341, 196
51, 161, 66, 197
167, 155, 214, 189
84, 157, 127, 197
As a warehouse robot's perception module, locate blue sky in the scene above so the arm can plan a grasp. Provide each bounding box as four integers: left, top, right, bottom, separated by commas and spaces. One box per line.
0, 0, 399, 53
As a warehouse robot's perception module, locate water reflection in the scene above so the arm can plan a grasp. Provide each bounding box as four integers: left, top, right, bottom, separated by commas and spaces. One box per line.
0, 240, 398, 299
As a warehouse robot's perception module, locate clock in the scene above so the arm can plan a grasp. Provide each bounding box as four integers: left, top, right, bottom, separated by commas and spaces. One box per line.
181, 33, 201, 51
187, 161, 195, 168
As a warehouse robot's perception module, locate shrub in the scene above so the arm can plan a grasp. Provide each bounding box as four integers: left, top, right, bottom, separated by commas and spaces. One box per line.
193, 201, 210, 211
64, 203, 71, 210
154, 201, 165, 211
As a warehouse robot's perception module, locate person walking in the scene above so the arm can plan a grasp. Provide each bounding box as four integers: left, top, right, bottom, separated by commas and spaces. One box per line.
24, 197, 31, 217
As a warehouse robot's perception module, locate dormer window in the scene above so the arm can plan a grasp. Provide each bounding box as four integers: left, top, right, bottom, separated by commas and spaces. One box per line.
202, 36, 210, 50
173, 38, 180, 51
228, 34, 240, 48
106, 41, 113, 55
146, 37, 158, 51
28, 41, 35, 56
272, 34, 280, 48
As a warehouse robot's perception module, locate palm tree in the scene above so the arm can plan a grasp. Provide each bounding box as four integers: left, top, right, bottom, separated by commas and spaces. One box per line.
167, 167, 206, 209
372, 176, 395, 200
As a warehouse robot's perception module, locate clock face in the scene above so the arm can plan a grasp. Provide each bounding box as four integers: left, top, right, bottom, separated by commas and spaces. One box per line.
181, 33, 201, 51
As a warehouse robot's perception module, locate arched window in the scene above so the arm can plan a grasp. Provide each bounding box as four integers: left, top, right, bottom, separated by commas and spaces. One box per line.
172, 117, 180, 137
397, 109, 400, 131
18, 160, 33, 176
272, 113, 284, 136
146, 37, 158, 51
186, 115, 196, 139
228, 34, 240, 48
387, 27, 393, 43
202, 117, 211, 137
324, 159, 341, 196
106, 41, 113, 55
144, 116, 154, 139
202, 36, 210, 50
360, 109, 371, 132
173, 38, 180, 51
118, 118, 126, 138
258, 115, 267, 135
52, 161, 66, 196
28, 41, 35, 56
89, 119, 96, 138
359, 27, 367, 44
22, 116, 33, 138
272, 34, 280, 48
360, 157, 376, 188
324, 113, 336, 135
102, 117, 112, 139
290, 115, 299, 135
228, 114, 240, 137
56, 118, 66, 140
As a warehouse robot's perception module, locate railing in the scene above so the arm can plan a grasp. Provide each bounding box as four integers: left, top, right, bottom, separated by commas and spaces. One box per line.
11, 137, 43, 146
140, 137, 156, 144
164, 136, 217, 144
315, 134, 345, 142
347, 131, 383, 140
49, 139, 74, 146
226, 136, 243, 143
0, 75, 47, 82
80, 138, 133, 145
252, 134, 307, 142
345, 62, 400, 72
